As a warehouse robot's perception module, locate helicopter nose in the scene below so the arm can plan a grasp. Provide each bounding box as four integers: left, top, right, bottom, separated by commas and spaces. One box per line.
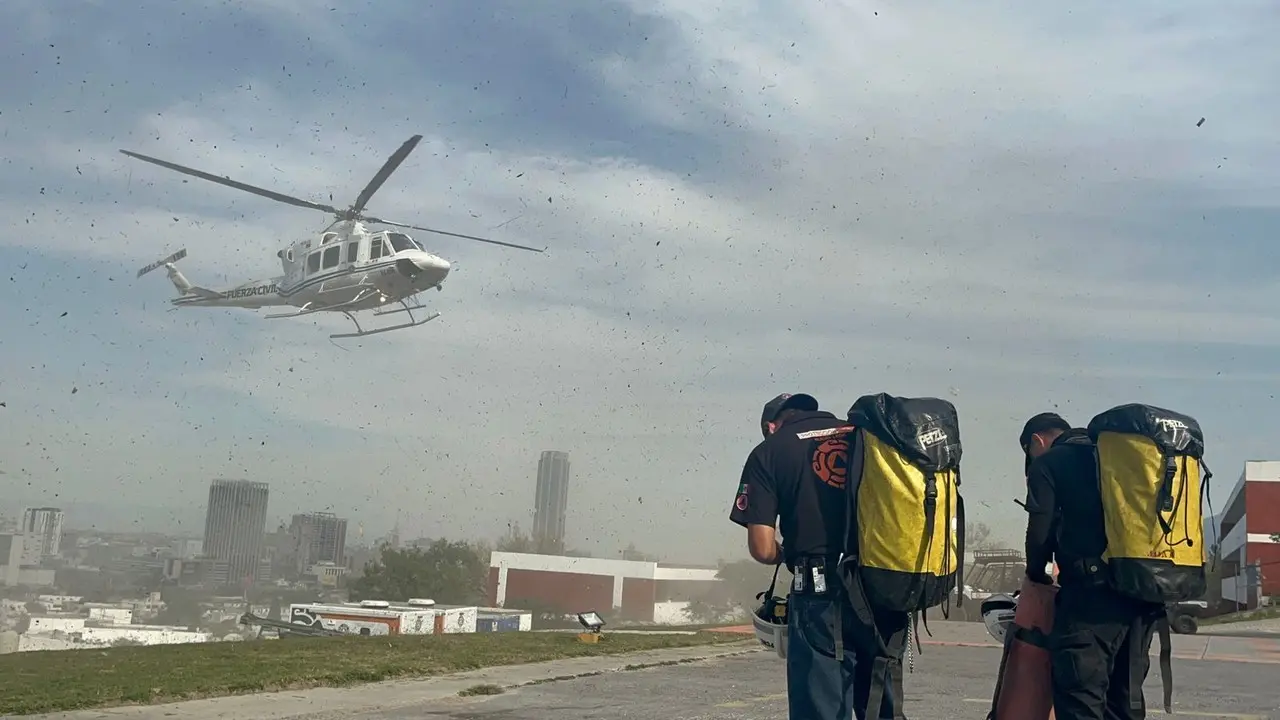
420, 255, 450, 274
397, 253, 451, 279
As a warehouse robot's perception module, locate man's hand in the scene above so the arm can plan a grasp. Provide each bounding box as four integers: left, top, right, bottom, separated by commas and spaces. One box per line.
1026, 569, 1054, 586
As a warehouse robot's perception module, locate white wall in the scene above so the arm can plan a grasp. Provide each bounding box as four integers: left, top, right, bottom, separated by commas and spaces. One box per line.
23, 617, 213, 648
1244, 461, 1280, 482
490, 551, 658, 578
652, 601, 744, 626
87, 607, 134, 625
1220, 517, 1249, 559
1222, 575, 1249, 605
653, 566, 720, 582
489, 551, 721, 609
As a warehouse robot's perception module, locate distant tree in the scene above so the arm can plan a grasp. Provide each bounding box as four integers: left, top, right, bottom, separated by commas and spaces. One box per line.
23, 601, 43, 615
967, 522, 996, 550
1272, 533, 1280, 543
496, 524, 538, 553
621, 543, 658, 562
155, 587, 206, 629
716, 559, 792, 607
682, 597, 745, 625
494, 524, 565, 555
15, 614, 31, 634
349, 539, 488, 605
1204, 542, 1224, 603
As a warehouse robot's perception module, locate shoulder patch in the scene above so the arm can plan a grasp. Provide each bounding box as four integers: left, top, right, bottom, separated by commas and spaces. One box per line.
734, 483, 749, 511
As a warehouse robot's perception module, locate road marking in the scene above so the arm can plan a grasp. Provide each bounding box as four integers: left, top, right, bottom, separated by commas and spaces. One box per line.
715, 692, 788, 708
961, 700, 1264, 719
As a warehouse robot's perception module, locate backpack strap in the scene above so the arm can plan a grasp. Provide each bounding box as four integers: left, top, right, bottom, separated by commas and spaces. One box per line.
1157, 614, 1173, 713
838, 559, 908, 719
836, 427, 908, 718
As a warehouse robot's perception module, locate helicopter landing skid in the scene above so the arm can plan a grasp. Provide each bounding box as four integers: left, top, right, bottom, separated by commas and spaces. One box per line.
330, 300, 441, 339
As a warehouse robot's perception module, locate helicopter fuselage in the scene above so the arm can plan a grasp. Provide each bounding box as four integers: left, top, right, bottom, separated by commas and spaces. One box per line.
167, 223, 450, 312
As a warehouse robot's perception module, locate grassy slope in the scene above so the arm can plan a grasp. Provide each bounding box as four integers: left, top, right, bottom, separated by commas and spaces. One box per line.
2, 631, 745, 716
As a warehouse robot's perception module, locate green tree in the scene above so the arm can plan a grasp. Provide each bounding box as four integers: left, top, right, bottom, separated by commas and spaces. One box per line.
496, 524, 538, 553
621, 543, 658, 562
683, 597, 745, 625
155, 587, 206, 629
349, 539, 488, 605
495, 523, 565, 555
716, 559, 792, 606
967, 522, 994, 550
1204, 542, 1224, 603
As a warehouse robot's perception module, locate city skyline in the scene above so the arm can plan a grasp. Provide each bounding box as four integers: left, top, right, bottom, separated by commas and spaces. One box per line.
1, 2, 1278, 566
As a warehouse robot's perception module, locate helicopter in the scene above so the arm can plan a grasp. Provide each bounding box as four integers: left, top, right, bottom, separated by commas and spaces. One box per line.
124, 134, 545, 339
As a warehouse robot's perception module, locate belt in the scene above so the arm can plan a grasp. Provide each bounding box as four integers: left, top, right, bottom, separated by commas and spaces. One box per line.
791, 556, 840, 595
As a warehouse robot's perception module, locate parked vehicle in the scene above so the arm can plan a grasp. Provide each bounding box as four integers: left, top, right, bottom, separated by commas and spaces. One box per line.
1167, 600, 1209, 634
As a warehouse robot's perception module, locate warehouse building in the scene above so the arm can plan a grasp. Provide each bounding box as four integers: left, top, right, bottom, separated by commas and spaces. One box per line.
1218, 461, 1280, 608
487, 551, 721, 623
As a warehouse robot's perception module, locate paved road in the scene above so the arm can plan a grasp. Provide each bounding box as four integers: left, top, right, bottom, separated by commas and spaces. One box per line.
375, 645, 1278, 720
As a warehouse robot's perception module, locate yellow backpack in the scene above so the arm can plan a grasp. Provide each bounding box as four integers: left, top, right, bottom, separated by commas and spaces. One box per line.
839, 393, 965, 615
835, 393, 965, 720
1087, 404, 1211, 604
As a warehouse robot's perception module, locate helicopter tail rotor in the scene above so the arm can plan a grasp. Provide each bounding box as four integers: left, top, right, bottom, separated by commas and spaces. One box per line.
137, 248, 188, 278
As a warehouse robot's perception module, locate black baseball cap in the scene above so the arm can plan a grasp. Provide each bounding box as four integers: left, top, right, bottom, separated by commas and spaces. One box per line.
761, 393, 819, 437
1019, 412, 1071, 450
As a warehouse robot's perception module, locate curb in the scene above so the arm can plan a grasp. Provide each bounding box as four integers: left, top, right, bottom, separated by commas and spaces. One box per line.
501, 642, 764, 692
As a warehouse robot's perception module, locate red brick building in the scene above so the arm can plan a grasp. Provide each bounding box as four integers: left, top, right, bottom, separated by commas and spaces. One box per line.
1218, 461, 1280, 608
487, 551, 721, 623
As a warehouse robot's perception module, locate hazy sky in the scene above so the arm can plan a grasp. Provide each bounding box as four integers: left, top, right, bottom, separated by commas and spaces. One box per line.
1, 0, 1277, 562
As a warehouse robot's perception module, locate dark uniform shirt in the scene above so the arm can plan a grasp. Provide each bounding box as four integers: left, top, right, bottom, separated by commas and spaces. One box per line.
729, 410, 856, 567
1024, 427, 1106, 584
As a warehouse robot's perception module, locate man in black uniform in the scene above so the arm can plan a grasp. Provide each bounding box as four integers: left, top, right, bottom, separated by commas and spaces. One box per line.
1020, 412, 1165, 720
730, 393, 906, 720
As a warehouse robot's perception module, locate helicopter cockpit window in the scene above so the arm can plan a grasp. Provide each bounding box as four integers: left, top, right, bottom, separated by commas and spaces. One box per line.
346, 241, 360, 264
386, 232, 416, 254
370, 237, 386, 260
306, 251, 322, 274
322, 245, 340, 270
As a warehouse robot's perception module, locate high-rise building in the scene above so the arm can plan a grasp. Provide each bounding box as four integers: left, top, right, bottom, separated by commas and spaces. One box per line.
20, 507, 64, 560
202, 479, 270, 588
287, 512, 348, 576
532, 450, 571, 552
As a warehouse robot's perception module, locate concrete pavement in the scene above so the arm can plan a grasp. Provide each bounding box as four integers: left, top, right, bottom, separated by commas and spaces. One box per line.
16, 622, 1280, 720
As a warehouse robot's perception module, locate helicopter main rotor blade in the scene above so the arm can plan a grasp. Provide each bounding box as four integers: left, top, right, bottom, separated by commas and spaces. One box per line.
119, 149, 342, 216
367, 217, 546, 253
350, 135, 423, 215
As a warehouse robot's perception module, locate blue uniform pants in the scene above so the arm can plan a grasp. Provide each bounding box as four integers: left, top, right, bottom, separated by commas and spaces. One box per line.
785, 591, 906, 720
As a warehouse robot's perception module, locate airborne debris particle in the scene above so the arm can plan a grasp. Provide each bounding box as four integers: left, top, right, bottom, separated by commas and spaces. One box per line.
1196, 117, 1206, 127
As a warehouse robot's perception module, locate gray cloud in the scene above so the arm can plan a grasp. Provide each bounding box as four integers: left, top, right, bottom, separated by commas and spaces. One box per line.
1, 0, 1277, 559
